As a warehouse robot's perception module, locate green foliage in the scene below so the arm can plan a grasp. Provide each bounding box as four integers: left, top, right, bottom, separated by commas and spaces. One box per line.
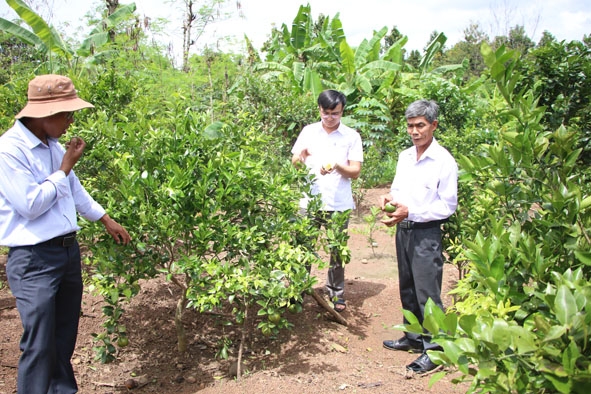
227, 72, 318, 150
399, 41, 591, 394
0, 0, 140, 75
73, 87, 322, 359
0, 31, 43, 85
3, 1, 591, 383
0, 73, 30, 132
520, 38, 591, 164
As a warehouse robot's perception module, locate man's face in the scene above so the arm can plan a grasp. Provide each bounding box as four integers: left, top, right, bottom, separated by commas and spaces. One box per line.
43, 111, 74, 139
319, 103, 343, 130
406, 116, 437, 149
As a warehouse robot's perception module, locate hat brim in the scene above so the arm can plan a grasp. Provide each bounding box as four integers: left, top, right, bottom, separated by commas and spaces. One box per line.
15, 97, 94, 119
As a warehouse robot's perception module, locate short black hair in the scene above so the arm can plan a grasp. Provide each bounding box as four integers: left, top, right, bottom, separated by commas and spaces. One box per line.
317, 90, 346, 110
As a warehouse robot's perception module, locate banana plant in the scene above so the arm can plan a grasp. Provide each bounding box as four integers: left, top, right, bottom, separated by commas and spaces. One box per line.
335, 27, 405, 97
255, 4, 345, 97
0, 0, 72, 70
0, 0, 137, 74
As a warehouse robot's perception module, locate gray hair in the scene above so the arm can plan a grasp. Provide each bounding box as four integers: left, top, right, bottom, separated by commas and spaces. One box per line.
405, 100, 439, 123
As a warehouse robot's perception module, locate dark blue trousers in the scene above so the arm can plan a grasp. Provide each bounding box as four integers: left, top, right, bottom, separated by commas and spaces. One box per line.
6, 242, 82, 394
395, 225, 444, 351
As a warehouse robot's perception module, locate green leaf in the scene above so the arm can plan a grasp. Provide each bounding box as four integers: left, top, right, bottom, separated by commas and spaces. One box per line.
6, 0, 71, 60
491, 319, 511, 350
423, 299, 445, 334
561, 340, 580, 374
545, 373, 571, 394
399, 309, 423, 334
513, 326, 537, 354
574, 251, 591, 266
428, 371, 447, 388
0, 17, 44, 48
419, 32, 446, 72
339, 39, 355, 75
302, 68, 322, 98
555, 285, 576, 325
203, 121, 225, 139
290, 4, 311, 50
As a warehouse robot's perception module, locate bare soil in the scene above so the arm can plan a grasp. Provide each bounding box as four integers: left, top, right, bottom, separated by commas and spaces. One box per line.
0, 188, 468, 394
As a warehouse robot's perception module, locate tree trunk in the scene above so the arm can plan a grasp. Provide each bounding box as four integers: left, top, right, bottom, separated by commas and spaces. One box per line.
182, 0, 194, 72
105, 0, 119, 42
175, 293, 188, 353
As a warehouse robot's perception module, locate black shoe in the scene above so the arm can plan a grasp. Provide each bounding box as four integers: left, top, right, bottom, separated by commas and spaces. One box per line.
406, 353, 439, 373
383, 337, 423, 353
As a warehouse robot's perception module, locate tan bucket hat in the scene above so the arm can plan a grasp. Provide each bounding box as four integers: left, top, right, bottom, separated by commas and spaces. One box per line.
15, 74, 94, 119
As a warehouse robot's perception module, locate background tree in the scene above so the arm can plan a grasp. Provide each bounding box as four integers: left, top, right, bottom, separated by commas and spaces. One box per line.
493, 24, 534, 54
443, 23, 489, 80
383, 25, 405, 56
520, 36, 591, 163
405, 49, 421, 69
179, 0, 239, 72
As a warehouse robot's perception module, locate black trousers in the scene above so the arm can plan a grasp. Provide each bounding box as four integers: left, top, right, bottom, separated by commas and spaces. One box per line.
6, 241, 82, 394
395, 225, 444, 351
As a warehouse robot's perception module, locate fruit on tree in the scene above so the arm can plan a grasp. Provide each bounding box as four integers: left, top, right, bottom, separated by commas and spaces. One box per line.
261, 326, 272, 337
117, 336, 129, 347
288, 303, 302, 314
268, 312, 281, 324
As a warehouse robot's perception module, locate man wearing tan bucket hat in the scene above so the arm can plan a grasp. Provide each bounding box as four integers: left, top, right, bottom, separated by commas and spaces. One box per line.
0, 74, 131, 394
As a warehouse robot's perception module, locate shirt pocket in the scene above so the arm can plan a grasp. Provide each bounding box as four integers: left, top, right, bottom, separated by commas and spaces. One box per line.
414, 179, 439, 203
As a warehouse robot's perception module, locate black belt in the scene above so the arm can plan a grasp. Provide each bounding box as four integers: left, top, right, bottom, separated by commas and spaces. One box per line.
398, 220, 446, 230
38, 232, 77, 247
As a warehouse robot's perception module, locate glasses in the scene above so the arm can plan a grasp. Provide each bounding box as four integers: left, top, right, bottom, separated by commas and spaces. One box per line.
320, 110, 342, 119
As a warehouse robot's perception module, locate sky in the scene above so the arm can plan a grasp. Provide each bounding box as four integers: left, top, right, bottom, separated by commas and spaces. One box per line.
1, 0, 590, 63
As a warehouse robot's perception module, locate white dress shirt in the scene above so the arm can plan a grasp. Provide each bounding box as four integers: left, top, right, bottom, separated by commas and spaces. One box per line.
390, 138, 458, 222
0, 121, 105, 247
291, 121, 363, 211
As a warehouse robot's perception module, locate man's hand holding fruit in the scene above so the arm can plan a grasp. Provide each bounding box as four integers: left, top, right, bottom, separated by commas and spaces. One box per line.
378, 194, 408, 227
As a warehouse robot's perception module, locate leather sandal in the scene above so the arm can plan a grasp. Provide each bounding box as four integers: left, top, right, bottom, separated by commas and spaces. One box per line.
333, 299, 346, 313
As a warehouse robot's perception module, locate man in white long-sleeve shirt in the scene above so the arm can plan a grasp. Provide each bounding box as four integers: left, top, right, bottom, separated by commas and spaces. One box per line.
378, 100, 458, 374
0, 74, 131, 394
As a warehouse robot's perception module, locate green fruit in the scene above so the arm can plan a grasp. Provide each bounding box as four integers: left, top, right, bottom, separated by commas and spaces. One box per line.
117, 336, 129, 347
384, 203, 397, 213
261, 326, 272, 337
268, 312, 281, 324
288, 303, 302, 314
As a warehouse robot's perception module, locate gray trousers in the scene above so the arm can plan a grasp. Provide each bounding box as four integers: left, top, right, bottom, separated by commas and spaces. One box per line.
395, 225, 444, 351
300, 209, 350, 301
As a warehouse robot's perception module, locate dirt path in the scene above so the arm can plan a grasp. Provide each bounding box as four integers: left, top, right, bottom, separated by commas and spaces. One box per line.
0, 189, 468, 394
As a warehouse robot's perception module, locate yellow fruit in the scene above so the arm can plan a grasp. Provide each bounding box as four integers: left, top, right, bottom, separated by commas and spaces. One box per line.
323, 163, 333, 171
117, 336, 129, 347
384, 203, 397, 213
